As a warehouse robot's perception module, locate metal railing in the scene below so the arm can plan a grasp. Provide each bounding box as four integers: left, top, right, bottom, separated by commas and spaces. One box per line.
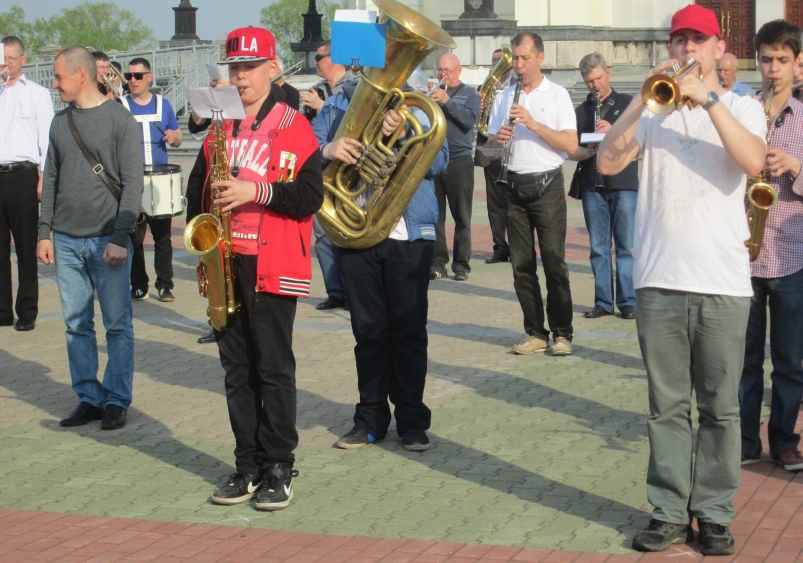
24, 44, 220, 113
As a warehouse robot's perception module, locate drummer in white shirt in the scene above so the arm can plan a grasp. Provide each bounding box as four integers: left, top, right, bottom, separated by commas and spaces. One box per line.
121, 57, 182, 303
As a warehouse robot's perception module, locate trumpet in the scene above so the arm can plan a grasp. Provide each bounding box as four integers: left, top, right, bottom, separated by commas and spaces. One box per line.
425, 76, 447, 96
496, 74, 524, 186
273, 60, 304, 85
642, 58, 701, 115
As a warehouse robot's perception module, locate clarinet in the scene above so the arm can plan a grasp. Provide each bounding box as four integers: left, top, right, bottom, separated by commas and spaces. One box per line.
496, 74, 524, 186
593, 91, 606, 189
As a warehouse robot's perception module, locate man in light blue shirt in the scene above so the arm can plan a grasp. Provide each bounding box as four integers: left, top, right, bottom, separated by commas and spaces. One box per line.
717, 53, 756, 97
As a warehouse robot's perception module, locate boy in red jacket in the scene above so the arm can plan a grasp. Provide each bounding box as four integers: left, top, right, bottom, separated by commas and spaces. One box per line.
185, 26, 323, 511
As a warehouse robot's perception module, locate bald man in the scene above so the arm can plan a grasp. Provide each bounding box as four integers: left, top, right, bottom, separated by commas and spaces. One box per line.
429, 53, 481, 281
717, 53, 756, 97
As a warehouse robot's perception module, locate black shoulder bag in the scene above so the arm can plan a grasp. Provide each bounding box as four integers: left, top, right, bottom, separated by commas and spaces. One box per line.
568, 93, 616, 199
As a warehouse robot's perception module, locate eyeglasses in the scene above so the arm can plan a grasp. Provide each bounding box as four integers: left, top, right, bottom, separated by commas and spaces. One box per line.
4, 55, 21, 64
314, 54, 330, 63
124, 72, 149, 81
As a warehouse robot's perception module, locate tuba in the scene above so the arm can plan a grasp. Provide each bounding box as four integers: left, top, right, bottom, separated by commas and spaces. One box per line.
315, 0, 455, 249
745, 81, 778, 261
476, 45, 512, 137
183, 110, 239, 331
642, 58, 701, 115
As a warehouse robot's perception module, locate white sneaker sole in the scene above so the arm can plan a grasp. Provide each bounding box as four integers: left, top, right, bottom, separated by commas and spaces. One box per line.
211, 492, 255, 505
336, 440, 371, 450
551, 348, 573, 356
254, 490, 293, 511
404, 442, 431, 451
741, 457, 760, 466
777, 459, 803, 471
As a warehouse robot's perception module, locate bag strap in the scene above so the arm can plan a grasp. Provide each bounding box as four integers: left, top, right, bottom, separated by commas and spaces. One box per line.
68, 107, 122, 203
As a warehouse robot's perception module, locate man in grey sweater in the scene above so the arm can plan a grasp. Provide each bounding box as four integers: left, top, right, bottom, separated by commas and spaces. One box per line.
429, 53, 481, 281
38, 45, 143, 431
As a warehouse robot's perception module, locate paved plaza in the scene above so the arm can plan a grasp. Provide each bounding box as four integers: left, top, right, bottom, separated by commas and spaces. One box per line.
1, 165, 801, 562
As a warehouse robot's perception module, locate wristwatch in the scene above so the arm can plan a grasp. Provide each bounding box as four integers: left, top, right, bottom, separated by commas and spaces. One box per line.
702, 91, 720, 111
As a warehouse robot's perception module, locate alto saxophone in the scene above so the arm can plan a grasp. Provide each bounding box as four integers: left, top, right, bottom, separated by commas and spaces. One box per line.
745, 81, 778, 261
183, 110, 239, 331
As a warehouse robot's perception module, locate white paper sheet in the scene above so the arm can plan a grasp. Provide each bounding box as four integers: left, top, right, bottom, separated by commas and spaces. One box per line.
581, 132, 606, 144
183, 86, 246, 120
205, 64, 229, 81
334, 9, 377, 22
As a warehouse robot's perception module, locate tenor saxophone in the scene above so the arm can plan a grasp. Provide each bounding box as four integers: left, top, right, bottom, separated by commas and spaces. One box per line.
183, 110, 239, 331
745, 81, 778, 261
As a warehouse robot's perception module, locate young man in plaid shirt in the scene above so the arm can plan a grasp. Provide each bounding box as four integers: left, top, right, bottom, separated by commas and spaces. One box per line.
739, 20, 803, 473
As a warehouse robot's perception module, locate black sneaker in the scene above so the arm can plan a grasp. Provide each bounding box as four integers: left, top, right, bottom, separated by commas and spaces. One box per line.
336, 427, 380, 450
402, 428, 431, 451
454, 271, 468, 281
698, 521, 735, 556
158, 288, 175, 302
254, 464, 298, 511
211, 473, 261, 505
632, 519, 694, 552
131, 288, 149, 301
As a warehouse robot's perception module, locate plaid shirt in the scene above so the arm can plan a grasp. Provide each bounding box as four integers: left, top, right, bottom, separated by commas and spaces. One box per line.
751, 95, 803, 279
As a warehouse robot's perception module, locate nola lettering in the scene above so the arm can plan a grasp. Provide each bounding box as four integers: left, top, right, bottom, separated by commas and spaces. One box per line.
226, 36, 259, 53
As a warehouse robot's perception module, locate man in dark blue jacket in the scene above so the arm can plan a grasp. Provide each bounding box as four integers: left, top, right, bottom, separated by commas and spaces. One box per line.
429, 54, 481, 281
312, 81, 449, 451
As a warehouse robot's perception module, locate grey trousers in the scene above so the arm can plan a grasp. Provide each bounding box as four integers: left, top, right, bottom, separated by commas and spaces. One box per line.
635, 287, 750, 525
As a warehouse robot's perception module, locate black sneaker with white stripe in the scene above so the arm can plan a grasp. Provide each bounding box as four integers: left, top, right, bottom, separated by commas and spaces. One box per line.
211, 473, 262, 505
254, 463, 298, 511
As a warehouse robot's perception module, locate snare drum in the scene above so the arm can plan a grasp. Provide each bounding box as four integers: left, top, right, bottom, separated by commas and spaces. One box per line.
142, 164, 185, 218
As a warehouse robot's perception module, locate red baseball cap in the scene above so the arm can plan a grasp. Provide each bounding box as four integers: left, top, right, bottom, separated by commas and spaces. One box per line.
669, 4, 722, 40
223, 26, 276, 64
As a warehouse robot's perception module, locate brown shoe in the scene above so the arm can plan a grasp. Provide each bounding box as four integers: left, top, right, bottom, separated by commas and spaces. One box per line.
775, 448, 803, 471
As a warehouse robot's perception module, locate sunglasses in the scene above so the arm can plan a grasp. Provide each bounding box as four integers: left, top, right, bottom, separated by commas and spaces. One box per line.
314, 54, 330, 63
124, 72, 149, 81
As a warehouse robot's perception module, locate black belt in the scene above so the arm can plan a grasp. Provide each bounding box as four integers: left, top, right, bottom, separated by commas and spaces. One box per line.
0, 161, 38, 173
507, 167, 563, 184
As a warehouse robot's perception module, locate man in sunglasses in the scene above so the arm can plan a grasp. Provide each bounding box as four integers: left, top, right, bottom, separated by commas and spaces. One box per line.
121, 57, 182, 304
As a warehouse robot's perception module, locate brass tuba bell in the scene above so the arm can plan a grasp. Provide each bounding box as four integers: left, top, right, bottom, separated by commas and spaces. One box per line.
642, 58, 701, 115
315, 0, 456, 249
476, 45, 512, 138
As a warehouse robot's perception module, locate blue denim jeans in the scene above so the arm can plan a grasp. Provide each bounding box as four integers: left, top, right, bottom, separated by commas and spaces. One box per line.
313, 216, 345, 301
739, 267, 803, 460
580, 189, 637, 312
53, 232, 135, 409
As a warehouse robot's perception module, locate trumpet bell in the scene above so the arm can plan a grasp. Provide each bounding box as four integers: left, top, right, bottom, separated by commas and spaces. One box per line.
641, 74, 682, 115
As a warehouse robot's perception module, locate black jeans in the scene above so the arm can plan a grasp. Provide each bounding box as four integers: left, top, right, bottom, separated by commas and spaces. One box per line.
484, 160, 508, 254
504, 172, 574, 340
0, 165, 39, 325
215, 254, 298, 474
433, 154, 474, 275
340, 238, 433, 438
131, 214, 174, 292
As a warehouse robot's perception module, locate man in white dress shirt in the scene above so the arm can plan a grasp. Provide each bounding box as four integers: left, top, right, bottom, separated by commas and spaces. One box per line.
486, 31, 578, 357
0, 36, 54, 331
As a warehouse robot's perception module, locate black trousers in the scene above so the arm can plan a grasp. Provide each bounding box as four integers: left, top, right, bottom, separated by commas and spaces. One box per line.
484, 160, 508, 253
504, 173, 574, 340
0, 165, 39, 325
433, 154, 474, 275
215, 255, 298, 474
131, 214, 174, 292
340, 238, 433, 438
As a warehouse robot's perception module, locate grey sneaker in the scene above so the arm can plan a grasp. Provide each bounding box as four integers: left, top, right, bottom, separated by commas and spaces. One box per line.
511, 335, 548, 355
158, 288, 175, 302
632, 519, 694, 552
698, 521, 735, 556
551, 337, 573, 356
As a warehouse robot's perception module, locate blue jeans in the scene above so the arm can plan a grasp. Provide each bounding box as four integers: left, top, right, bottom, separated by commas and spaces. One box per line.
53, 232, 135, 409
313, 216, 345, 301
739, 267, 803, 460
580, 189, 637, 312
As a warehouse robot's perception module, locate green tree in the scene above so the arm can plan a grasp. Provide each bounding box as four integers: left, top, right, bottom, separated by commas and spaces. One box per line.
0, 5, 34, 49
32, 2, 157, 54
259, 0, 348, 65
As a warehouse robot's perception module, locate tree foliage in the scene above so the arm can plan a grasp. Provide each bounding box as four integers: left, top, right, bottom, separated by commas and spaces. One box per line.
0, 2, 157, 61
260, 0, 348, 64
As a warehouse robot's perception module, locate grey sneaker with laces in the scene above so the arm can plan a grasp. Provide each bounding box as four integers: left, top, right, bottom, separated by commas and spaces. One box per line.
632, 519, 694, 552
698, 521, 735, 556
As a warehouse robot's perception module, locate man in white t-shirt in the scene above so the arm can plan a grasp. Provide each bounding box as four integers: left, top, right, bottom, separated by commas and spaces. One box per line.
598, 5, 766, 556
486, 31, 578, 357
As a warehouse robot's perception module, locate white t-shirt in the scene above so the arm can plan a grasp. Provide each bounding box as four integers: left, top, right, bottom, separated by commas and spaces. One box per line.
487, 76, 576, 173
633, 92, 766, 297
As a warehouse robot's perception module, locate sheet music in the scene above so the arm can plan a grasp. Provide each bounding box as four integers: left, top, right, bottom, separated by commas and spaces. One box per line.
183, 86, 246, 120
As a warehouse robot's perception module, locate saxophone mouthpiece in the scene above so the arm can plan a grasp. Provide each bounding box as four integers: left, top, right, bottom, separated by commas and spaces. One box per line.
237, 87, 245, 95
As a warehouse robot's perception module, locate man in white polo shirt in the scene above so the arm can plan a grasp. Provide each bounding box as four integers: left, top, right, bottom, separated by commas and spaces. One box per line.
487, 31, 578, 356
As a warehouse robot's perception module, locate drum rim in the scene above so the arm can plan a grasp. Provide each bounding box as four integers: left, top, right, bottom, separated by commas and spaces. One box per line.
144, 164, 182, 175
